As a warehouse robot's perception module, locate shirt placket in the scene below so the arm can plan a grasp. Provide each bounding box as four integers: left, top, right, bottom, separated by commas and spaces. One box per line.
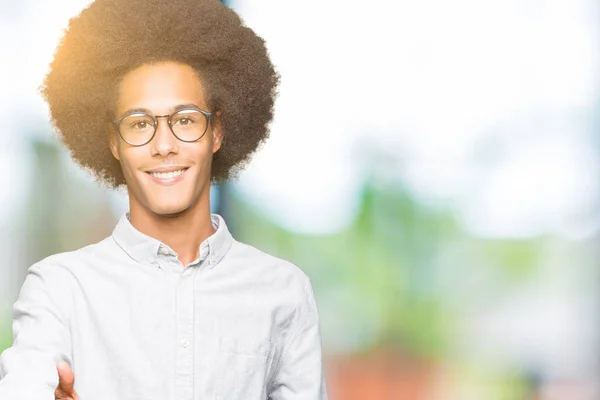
175, 259, 196, 400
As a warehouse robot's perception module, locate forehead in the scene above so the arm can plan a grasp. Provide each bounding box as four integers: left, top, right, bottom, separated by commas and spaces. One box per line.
116, 62, 208, 115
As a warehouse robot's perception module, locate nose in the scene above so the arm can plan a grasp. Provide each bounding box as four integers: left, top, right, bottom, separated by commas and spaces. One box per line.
150, 116, 178, 157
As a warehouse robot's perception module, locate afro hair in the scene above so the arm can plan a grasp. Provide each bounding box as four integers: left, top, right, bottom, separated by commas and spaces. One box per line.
41, 0, 279, 188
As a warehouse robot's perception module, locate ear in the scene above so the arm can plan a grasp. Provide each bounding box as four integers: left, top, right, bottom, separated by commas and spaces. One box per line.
212, 111, 223, 154
107, 125, 120, 161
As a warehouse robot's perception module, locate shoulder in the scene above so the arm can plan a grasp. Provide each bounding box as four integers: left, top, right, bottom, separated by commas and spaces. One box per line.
228, 239, 310, 283
16, 236, 114, 321
29, 236, 115, 278
226, 240, 317, 327
225, 239, 313, 306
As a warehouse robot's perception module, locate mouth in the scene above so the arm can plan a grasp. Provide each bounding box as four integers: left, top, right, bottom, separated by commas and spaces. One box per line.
145, 167, 190, 185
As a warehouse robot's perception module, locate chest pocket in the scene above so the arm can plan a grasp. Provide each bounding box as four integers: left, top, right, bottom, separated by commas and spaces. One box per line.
216, 336, 273, 400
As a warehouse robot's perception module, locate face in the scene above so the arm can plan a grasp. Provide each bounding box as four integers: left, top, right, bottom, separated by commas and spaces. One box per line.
109, 62, 222, 217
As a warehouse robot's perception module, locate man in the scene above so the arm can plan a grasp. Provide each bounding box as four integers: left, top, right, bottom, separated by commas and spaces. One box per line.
0, 0, 328, 399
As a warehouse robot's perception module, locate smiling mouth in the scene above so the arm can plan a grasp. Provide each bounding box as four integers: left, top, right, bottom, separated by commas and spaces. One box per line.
147, 168, 189, 180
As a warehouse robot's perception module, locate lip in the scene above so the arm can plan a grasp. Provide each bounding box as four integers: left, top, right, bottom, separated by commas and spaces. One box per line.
145, 167, 190, 186
145, 166, 190, 173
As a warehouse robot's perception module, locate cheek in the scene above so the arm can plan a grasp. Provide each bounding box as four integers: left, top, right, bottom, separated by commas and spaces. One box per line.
202, 147, 214, 165
118, 149, 144, 177
186, 143, 215, 166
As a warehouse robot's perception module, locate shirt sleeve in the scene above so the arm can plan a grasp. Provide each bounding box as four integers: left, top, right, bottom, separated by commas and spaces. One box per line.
267, 279, 329, 400
0, 264, 72, 400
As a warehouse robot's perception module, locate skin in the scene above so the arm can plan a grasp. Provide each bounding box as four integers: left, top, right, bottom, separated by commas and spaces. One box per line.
55, 362, 78, 400
54, 61, 223, 398
110, 61, 222, 266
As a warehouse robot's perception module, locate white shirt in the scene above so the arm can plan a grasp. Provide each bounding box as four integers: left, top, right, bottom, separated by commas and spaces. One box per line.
0, 213, 328, 400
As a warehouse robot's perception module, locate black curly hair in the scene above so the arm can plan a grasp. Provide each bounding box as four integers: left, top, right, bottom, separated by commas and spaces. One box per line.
41, 0, 279, 188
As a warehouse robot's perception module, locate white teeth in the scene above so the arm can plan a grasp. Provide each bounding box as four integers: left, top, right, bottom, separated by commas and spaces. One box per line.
150, 169, 186, 179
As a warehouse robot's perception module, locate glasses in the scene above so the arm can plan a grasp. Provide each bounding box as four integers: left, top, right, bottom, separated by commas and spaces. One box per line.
113, 107, 212, 147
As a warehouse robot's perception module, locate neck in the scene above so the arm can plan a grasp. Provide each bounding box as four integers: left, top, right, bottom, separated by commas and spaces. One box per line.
128, 194, 215, 267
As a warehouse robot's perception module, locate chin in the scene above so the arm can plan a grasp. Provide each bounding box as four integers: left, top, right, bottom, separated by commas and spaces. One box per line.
147, 202, 191, 217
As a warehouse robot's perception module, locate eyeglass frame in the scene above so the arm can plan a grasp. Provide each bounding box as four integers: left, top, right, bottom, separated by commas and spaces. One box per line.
113, 107, 213, 147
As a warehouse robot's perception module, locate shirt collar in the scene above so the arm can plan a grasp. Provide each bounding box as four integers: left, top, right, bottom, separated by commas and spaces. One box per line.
112, 212, 233, 268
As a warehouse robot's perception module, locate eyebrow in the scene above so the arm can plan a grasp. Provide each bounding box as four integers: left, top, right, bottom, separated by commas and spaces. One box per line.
117, 103, 202, 119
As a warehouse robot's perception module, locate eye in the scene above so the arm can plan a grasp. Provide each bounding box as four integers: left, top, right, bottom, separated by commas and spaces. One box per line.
173, 116, 198, 126
130, 120, 150, 129
172, 110, 202, 127
175, 117, 193, 126
120, 113, 154, 132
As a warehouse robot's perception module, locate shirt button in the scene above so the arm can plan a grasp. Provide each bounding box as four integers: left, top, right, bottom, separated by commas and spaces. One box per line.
180, 339, 189, 348
158, 245, 170, 255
